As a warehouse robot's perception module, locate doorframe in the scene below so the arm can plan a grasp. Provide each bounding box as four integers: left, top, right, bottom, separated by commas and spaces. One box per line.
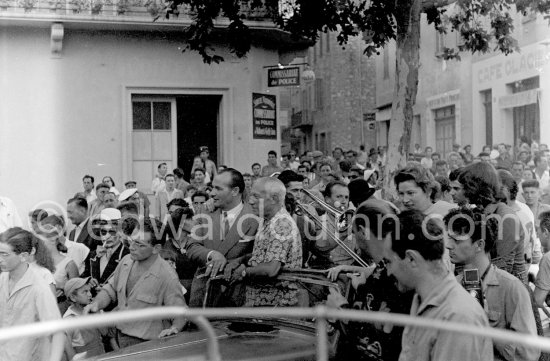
122, 86, 232, 183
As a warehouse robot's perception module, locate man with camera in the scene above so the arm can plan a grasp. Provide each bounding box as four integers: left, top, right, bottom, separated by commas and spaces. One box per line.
444, 206, 539, 361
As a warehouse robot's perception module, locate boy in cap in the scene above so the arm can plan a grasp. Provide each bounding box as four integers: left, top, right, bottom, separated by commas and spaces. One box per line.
63, 277, 116, 359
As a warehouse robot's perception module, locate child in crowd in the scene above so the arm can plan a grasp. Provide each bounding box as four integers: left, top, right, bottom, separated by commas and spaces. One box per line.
63, 277, 116, 360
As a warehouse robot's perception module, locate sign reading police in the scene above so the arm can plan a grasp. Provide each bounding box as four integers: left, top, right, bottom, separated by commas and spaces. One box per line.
268, 67, 300, 87
253, 93, 277, 140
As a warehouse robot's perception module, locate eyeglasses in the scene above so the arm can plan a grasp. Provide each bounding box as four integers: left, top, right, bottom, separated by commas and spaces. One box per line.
349, 175, 359, 180
100, 229, 117, 236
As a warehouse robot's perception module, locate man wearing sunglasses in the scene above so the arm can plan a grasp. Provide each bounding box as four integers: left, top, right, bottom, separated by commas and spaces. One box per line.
82, 208, 129, 297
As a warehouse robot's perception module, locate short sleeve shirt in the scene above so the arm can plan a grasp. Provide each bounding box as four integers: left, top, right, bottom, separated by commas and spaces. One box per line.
535, 252, 550, 292
0, 266, 61, 361
246, 208, 302, 307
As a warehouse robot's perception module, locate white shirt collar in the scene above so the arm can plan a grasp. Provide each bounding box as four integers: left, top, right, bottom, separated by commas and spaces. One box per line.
222, 202, 244, 225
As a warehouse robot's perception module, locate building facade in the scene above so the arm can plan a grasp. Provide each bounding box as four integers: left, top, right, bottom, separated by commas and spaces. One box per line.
0, 3, 307, 215
289, 33, 376, 155
375, 9, 550, 158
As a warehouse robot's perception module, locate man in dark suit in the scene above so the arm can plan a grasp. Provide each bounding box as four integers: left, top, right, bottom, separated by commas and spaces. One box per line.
82, 208, 129, 291
67, 197, 97, 252
186, 168, 259, 307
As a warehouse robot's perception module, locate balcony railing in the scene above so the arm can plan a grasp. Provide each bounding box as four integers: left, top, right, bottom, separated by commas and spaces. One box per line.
291, 110, 313, 128
0, 0, 274, 23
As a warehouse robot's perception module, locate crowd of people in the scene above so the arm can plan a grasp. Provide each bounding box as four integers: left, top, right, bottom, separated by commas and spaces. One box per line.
1, 140, 550, 361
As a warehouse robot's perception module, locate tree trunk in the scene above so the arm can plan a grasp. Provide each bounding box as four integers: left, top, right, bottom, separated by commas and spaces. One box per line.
382, 0, 422, 201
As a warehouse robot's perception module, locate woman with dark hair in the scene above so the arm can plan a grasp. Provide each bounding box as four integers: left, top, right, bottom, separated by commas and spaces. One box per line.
459, 162, 526, 282
29, 233, 57, 295
35, 215, 79, 312
326, 199, 413, 361
102, 176, 120, 196
0, 228, 64, 361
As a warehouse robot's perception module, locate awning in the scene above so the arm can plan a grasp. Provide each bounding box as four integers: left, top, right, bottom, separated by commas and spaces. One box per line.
499, 89, 541, 109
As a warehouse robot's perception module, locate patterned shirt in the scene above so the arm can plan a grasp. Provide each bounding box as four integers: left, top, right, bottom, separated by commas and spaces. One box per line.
246, 208, 302, 307
345, 261, 414, 361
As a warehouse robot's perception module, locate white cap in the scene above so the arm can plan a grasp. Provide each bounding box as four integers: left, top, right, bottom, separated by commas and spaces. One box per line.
118, 188, 138, 202
363, 169, 376, 181
98, 208, 122, 221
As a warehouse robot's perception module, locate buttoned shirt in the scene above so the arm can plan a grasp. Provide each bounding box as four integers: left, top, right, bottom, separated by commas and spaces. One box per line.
0, 266, 61, 361
0, 196, 22, 234
399, 272, 493, 361
102, 254, 185, 340
246, 208, 302, 307
223, 202, 244, 231
479, 265, 539, 361
535, 170, 550, 191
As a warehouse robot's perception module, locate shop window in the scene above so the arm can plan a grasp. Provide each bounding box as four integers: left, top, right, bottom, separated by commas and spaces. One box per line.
131, 98, 176, 193
509, 76, 540, 144
434, 105, 455, 158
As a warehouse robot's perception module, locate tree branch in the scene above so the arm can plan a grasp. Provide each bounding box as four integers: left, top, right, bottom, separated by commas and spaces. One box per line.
422, 0, 457, 11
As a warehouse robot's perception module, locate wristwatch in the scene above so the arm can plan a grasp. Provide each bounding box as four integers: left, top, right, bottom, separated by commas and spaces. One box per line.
241, 267, 247, 279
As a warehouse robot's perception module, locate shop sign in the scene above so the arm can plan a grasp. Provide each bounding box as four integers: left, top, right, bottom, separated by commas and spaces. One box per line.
477, 48, 550, 85
252, 93, 277, 140
427, 90, 460, 109
268, 67, 300, 87
499, 89, 541, 109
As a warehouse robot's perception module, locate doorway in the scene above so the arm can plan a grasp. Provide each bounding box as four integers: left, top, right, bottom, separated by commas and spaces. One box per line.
176, 95, 222, 180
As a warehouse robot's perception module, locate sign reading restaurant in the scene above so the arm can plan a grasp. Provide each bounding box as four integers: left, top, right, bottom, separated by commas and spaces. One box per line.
268, 66, 300, 87
252, 93, 277, 140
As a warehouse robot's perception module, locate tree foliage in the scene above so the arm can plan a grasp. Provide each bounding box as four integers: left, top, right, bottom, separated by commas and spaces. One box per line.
165, 0, 550, 63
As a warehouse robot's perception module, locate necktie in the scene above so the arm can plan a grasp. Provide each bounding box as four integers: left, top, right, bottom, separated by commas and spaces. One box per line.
69, 229, 76, 242
223, 212, 230, 240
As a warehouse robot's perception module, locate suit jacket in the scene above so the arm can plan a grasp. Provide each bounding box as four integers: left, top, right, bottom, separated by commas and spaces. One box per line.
156, 189, 184, 221
186, 203, 259, 307
82, 243, 130, 285
69, 219, 98, 253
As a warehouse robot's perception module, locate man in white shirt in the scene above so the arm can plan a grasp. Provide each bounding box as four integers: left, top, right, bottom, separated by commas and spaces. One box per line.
186, 168, 259, 307
534, 154, 549, 191
151, 162, 168, 195
82, 175, 97, 204
0, 196, 22, 233
345, 150, 365, 170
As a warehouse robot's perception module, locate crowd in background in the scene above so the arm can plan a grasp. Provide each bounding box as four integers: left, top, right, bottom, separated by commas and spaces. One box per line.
2, 139, 550, 361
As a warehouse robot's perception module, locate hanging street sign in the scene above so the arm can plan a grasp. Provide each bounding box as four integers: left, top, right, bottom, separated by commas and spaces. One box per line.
268, 67, 300, 87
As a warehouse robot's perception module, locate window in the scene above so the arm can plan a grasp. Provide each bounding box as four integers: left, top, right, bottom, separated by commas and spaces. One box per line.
435, 31, 445, 55
131, 98, 176, 193
319, 33, 323, 58
319, 132, 327, 154
481, 90, 492, 147
434, 105, 455, 158
315, 78, 324, 109
383, 47, 389, 79
325, 32, 330, 53
509, 76, 540, 144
